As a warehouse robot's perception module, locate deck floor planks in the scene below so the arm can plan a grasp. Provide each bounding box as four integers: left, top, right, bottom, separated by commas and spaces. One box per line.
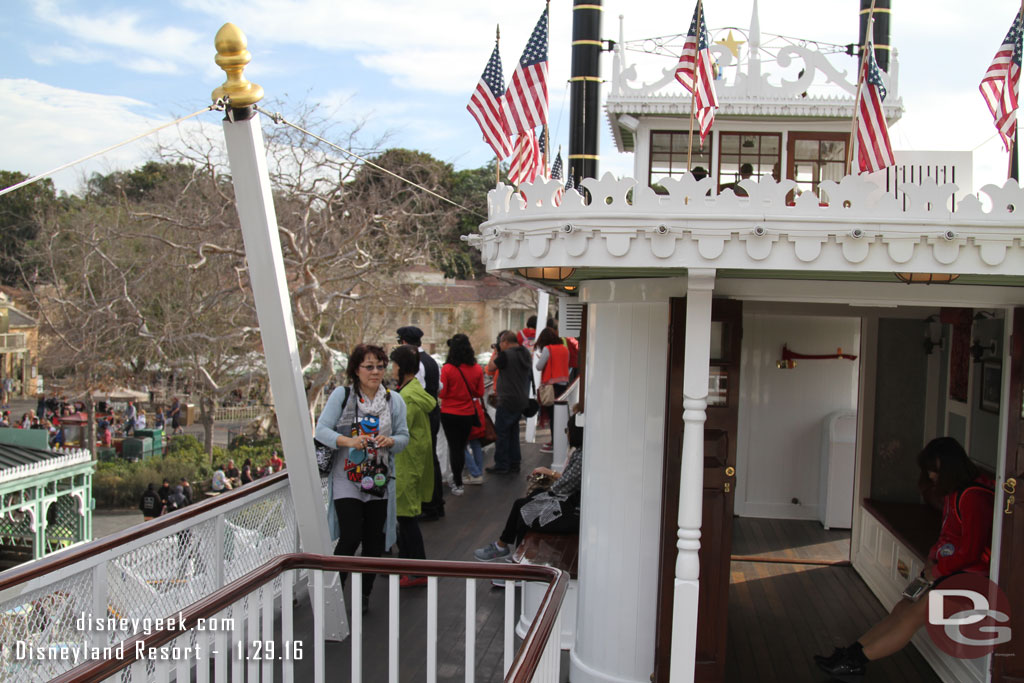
726, 518, 942, 683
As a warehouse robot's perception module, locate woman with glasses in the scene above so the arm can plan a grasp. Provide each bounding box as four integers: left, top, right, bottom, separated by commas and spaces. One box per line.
316, 343, 410, 613
438, 333, 485, 494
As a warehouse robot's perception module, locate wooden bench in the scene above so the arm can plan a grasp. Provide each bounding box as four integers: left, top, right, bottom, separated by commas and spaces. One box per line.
514, 532, 579, 649
861, 498, 940, 562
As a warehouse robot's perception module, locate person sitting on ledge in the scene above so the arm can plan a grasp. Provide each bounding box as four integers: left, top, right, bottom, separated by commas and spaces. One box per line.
474, 411, 583, 562
814, 437, 994, 679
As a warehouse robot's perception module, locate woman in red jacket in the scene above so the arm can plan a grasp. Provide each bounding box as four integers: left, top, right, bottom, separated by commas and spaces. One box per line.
815, 437, 995, 678
439, 334, 484, 495
535, 327, 570, 451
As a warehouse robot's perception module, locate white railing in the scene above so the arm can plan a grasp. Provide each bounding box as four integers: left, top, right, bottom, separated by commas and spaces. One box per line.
50, 555, 568, 683
0, 449, 92, 484
0, 473, 298, 682
0, 333, 27, 352
551, 379, 581, 472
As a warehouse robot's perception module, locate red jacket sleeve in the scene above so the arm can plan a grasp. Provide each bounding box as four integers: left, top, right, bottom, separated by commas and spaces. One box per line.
934, 488, 994, 577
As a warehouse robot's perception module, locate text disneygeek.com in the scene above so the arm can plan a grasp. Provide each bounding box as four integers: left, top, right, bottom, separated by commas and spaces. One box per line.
10, 612, 307, 664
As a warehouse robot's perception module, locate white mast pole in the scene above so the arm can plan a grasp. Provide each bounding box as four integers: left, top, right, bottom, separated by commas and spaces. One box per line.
212, 23, 347, 640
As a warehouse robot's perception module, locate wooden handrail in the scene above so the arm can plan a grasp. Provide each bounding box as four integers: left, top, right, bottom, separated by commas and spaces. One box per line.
51, 553, 569, 683
0, 470, 289, 591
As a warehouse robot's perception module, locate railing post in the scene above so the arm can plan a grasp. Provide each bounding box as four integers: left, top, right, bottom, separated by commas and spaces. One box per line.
215, 513, 226, 588
91, 562, 109, 650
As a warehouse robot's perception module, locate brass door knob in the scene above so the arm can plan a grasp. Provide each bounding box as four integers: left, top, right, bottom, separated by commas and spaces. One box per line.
1004, 478, 1017, 495
725, 466, 736, 477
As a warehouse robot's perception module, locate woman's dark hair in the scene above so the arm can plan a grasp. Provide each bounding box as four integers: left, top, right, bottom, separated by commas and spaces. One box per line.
917, 437, 978, 496
390, 345, 420, 382
535, 327, 560, 349
445, 333, 477, 366
346, 344, 388, 389
526, 315, 537, 328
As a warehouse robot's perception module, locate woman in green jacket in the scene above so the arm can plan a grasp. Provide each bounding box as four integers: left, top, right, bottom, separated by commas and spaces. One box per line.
390, 344, 437, 587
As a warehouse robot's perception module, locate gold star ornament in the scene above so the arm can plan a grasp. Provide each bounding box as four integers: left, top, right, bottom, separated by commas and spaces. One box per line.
715, 30, 745, 59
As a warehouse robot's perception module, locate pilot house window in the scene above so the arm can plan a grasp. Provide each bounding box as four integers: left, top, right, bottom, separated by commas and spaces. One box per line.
649, 131, 711, 193
788, 132, 848, 201
718, 133, 781, 192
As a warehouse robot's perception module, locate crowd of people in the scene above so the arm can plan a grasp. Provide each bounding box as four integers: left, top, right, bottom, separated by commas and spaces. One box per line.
139, 477, 194, 520
314, 320, 580, 609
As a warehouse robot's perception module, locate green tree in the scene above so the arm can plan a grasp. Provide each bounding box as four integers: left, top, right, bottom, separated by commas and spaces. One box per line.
0, 170, 60, 286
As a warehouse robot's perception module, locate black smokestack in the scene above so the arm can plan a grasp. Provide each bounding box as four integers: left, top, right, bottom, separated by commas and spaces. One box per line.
569, 0, 602, 186
859, 0, 891, 72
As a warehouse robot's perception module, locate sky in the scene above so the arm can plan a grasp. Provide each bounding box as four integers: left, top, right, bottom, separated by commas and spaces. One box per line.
0, 0, 1018, 196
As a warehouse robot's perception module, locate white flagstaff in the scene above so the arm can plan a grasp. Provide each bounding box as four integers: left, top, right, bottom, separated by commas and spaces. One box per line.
212, 22, 347, 640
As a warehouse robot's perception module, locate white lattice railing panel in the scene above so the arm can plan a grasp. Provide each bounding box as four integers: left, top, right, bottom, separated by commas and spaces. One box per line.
0, 568, 93, 681
0, 475, 298, 683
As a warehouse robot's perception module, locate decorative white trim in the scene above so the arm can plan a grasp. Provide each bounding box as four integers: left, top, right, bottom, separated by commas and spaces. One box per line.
472, 174, 1024, 279
0, 449, 92, 484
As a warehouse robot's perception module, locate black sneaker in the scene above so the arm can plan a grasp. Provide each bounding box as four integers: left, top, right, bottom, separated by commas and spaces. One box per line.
815, 652, 866, 680
485, 466, 510, 474
813, 647, 846, 667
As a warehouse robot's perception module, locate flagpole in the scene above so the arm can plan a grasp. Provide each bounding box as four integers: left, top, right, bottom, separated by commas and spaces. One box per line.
846, 0, 877, 176
544, 0, 551, 172
497, 24, 502, 186
686, 0, 703, 172
1013, 0, 1024, 181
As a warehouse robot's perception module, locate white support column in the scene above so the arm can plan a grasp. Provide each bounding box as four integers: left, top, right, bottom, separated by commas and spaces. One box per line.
526, 290, 550, 443
670, 269, 716, 683
570, 280, 671, 683
221, 107, 347, 640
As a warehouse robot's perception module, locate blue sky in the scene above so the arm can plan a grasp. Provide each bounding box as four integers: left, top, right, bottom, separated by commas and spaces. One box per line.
0, 0, 1017, 194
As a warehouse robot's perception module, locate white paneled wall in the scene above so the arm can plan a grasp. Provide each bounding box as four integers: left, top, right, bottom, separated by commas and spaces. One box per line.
735, 314, 861, 520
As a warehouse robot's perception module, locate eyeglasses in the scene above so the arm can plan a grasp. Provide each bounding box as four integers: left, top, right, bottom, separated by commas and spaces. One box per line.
359, 364, 388, 372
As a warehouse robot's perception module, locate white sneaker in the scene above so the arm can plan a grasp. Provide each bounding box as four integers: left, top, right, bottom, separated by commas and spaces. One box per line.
465, 474, 484, 485
450, 485, 464, 496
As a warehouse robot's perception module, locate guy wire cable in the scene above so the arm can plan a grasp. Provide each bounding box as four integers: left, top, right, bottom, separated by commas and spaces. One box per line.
0, 100, 227, 198
253, 104, 487, 220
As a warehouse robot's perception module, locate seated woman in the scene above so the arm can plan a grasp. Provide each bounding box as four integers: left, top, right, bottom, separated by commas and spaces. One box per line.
815, 436, 994, 678
474, 412, 583, 561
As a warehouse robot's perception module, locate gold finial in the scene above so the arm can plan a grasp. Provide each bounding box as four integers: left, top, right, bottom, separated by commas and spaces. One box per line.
211, 23, 264, 107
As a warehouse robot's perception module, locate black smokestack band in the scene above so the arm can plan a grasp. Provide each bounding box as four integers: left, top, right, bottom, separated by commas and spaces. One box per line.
859, 0, 891, 72
569, 1, 602, 185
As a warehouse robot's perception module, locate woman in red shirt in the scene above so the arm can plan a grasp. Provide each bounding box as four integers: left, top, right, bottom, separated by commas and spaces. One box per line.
815, 437, 995, 678
535, 327, 570, 449
438, 334, 484, 495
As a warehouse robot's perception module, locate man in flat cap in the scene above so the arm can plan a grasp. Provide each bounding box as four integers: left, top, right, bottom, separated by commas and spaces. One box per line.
397, 326, 445, 519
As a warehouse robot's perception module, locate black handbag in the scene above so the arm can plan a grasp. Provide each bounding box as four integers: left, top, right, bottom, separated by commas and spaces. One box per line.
522, 373, 540, 418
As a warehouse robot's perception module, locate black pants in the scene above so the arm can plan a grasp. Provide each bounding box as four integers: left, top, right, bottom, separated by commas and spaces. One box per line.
333, 497, 388, 596
499, 494, 579, 547
441, 412, 476, 487
423, 409, 444, 516
397, 516, 426, 562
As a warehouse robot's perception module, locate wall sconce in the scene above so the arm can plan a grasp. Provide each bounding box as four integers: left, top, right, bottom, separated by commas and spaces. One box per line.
970, 338, 997, 362
894, 273, 960, 284
516, 267, 576, 281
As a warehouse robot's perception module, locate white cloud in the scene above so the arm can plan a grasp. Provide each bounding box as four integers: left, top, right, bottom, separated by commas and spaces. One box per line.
0, 79, 219, 193
30, 0, 207, 74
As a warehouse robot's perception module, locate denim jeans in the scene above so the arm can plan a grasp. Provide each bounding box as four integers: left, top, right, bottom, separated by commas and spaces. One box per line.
493, 406, 522, 470
465, 439, 484, 477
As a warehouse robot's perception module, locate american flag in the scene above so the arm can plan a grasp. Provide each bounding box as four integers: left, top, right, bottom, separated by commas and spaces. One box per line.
856, 33, 896, 173
502, 7, 549, 136
980, 10, 1022, 152
675, 1, 718, 143
467, 43, 513, 159
551, 150, 565, 205
508, 129, 541, 186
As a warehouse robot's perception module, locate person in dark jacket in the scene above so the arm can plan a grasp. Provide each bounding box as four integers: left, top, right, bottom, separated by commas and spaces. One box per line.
157, 479, 172, 513
486, 330, 532, 474
180, 478, 193, 506
139, 483, 161, 520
